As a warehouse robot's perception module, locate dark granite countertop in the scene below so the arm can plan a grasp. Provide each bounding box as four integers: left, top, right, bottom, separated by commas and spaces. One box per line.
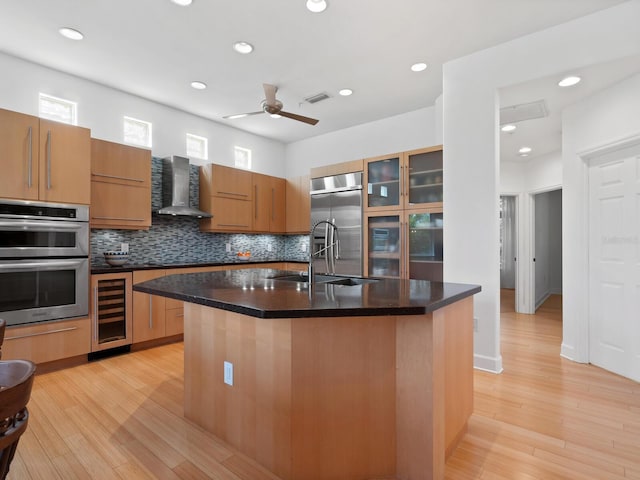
132, 268, 481, 318
91, 259, 306, 274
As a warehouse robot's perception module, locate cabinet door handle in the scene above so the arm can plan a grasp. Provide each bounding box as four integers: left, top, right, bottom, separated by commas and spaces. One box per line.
255, 185, 258, 219
92, 216, 146, 222
92, 173, 145, 183
27, 126, 33, 188
217, 191, 248, 197
149, 296, 153, 328
7, 326, 78, 341
271, 188, 275, 221
218, 223, 249, 227
46, 130, 52, 190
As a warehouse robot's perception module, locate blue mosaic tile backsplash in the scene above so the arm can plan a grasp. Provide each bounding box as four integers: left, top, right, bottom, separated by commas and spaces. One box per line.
91, 157, 309, 266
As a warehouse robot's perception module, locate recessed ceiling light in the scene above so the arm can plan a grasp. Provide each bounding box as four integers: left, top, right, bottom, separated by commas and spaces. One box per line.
411, 62, 428, 72
233, 42, 254, 54
558, 75, 581, 87
190, 81, 207, 90
306, 0, 327, 13
338, 88, 353, 96
518, 146, 532, 154
171, 0, 193, 5
501, 124, 516, 133
59, 27, 84, 41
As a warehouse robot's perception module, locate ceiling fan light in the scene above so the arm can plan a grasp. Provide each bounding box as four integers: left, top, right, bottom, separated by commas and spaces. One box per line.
270, 114, 282, 119
558, 75, 581, 87
233, 41, 254, 54
59, 27, 84, 40
306, 0, 327, 13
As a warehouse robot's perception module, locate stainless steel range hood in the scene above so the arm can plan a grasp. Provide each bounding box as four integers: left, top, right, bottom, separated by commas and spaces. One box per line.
157, 156, 212, 218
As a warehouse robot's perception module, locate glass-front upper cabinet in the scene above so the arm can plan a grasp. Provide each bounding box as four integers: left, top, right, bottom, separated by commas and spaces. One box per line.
364, 154, 401, 211
406, 210, 443, 281
405, 146, 443, 209
365, 214, 402, 278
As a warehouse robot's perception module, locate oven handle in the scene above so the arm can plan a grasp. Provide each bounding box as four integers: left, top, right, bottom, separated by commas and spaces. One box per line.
0, 220, 87, 231
0, 259, 86, 271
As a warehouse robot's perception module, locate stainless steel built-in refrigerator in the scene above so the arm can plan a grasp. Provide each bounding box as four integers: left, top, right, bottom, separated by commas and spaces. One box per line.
310, 172, 363, 276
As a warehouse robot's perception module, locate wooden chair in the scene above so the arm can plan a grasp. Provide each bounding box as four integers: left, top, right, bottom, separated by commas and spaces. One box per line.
0, 359, 36, 479
0, 319, 6, 359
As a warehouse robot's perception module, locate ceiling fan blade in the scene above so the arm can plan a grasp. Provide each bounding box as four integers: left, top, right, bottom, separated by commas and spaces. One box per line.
223, 111, 264, 119
278, 110, 319, 125
263, 83, 277, 106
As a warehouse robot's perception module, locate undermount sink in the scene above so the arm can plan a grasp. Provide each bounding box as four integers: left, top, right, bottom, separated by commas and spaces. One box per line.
269, 274, 378, 286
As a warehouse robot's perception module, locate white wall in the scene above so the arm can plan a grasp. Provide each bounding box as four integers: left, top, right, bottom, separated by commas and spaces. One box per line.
284, 106, 437, 176
444, 0, 640, 373
561, 70, 640, 362
0, 52, 286, 176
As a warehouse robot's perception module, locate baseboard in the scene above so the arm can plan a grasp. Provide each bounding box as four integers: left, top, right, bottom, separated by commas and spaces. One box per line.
535, 291, 551, 310
474, 353, 503, 373
549, 287, 563, 295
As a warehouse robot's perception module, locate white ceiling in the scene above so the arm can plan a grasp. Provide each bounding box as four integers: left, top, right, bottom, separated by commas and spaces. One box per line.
0, 0, 632, 146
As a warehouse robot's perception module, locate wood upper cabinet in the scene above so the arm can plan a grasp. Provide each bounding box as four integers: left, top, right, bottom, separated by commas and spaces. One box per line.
90, 138, 152, 229
286, 174, 310, 233
364, 145, 443, 212
253, 173, 286, 233
0, 108, 91, 204
199, 164, 253, 232
132, 270, 166, 343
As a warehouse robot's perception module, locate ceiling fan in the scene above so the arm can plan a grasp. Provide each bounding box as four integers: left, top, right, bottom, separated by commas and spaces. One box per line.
223, 83, 319, 125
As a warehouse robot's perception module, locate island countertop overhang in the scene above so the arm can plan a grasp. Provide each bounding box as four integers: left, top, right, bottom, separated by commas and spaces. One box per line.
132, 268, 481, 319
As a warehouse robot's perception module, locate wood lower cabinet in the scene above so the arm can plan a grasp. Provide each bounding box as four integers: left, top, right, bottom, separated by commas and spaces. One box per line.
0, 108, 91, 204
90, 138, 151, 229
133, 270, 167, 343
2, 317, 91, 364
286, 174, 310, 233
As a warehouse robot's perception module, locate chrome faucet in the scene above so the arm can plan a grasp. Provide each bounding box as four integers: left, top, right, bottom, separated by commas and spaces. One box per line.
308, 220, 339, 286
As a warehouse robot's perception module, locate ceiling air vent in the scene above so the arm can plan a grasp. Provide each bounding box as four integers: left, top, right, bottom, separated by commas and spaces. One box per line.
304, 92, 331, 104
500, 99, 548, 125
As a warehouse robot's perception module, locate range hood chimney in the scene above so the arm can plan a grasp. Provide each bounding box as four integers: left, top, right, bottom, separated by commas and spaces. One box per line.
157, 156, 212, 218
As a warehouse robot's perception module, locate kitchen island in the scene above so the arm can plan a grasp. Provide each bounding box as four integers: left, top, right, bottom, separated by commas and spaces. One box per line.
134, 268, 480, 480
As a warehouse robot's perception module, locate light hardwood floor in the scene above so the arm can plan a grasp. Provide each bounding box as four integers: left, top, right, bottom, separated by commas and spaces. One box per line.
10, 292, 640, 479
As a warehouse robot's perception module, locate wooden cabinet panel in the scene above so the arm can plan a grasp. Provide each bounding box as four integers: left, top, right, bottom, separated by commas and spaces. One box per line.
199, 196, 253, 232
91, 138, 151, 187
133, 270, 166, 343
165, 308, 184, 336
253, 174, 286, 233
2, 317, 91, 365
310, 159, 363, 179
90, 138, 151, 229
38, 119, 91, 205
91, 181, 151, 229
0, 108, 40, 200
0, 108, 90, 205
286, 175, 310, 233
200, 163, 253, 200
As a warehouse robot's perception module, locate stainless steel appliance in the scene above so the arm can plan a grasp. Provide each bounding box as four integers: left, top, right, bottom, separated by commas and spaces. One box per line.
0, 199, 89, 326
157, 156, 212, 218
310, 172, 363, 276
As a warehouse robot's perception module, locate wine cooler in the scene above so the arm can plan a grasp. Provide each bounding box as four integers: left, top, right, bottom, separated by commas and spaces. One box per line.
90, 272, 133, 352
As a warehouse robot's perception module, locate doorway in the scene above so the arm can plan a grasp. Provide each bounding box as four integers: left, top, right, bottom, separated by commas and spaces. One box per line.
500, 195, 517, 312
533, 189, 563, 311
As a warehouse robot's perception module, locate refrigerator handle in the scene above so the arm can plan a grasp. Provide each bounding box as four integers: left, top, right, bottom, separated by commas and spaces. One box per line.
324, 220, 330, 272
329, 219, 336, 274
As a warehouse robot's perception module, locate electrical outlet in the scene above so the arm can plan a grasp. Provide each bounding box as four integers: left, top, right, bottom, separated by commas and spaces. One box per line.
120, 243, 129, 253
473, 317, 478, 332
301, 243, 307, 252
225, 243, 231, 253
267, 244, 272, 252
224, 361, 233, 386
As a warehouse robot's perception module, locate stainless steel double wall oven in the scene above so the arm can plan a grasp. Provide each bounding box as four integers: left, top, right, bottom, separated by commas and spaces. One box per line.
0, 199, 89, 326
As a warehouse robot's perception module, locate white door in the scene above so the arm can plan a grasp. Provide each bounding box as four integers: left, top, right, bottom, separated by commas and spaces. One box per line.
588, 152, 640, 381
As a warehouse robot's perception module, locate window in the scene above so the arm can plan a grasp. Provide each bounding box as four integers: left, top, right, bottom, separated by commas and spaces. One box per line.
123, 116, 152, 148
186, 133, 208, 160
234, 146, 252, 170
39, 93, 77, 125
